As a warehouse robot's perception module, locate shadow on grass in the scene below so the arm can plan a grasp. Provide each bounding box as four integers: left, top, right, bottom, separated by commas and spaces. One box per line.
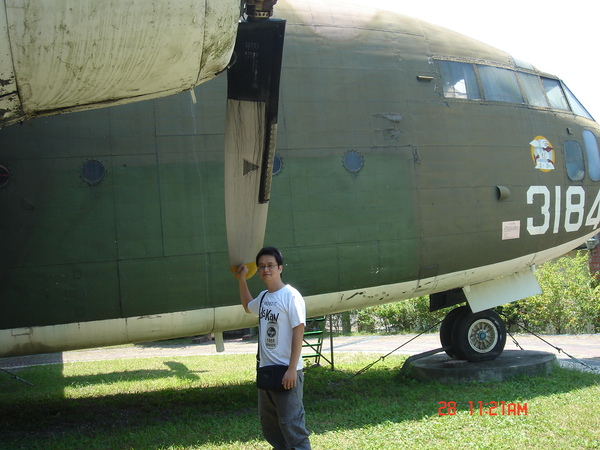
0, 360, 260, 449
1, 359, 599, 448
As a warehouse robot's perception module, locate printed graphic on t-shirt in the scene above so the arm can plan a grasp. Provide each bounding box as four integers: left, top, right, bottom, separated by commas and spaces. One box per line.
266, 321, 278, 349
261, 305, 280, 349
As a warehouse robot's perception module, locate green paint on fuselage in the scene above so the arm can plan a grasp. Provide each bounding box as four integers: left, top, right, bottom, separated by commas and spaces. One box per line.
1, 1, 599, 332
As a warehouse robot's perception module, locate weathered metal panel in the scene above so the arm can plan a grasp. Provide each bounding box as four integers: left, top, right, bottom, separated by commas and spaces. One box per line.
2, 0, 239, 124
0, 0, 15, 97
0, 0, 21, 124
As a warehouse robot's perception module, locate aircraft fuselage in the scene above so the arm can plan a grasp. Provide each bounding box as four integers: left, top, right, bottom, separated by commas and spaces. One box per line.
0, 0, 598, 357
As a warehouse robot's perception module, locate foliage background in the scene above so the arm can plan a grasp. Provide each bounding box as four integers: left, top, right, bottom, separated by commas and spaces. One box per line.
350, 251, 600, 334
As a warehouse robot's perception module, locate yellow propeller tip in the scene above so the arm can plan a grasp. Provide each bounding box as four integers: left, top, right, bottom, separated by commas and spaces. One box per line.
231, 262, 258, 279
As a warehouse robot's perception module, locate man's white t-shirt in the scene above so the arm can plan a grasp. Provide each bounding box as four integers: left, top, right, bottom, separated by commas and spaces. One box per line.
247, 284, 306, 371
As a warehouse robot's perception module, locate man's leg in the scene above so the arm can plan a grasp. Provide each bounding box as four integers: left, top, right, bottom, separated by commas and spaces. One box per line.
258, 389, 288, 449
273, 371, 311, 449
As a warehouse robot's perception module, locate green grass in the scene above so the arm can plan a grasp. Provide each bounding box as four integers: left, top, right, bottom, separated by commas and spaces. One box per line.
1, 352, 599, 449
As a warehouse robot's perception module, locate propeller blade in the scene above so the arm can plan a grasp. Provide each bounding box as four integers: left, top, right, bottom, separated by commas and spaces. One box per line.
224, 19, 286, 278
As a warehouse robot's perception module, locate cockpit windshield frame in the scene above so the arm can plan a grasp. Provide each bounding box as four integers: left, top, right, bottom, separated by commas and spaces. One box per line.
436, 59, 594, 121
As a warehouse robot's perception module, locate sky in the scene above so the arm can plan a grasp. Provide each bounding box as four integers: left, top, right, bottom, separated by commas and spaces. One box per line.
346, 0, 600, 120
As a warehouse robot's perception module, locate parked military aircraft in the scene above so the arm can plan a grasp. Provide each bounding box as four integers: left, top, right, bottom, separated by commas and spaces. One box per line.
1, 0, 599, 363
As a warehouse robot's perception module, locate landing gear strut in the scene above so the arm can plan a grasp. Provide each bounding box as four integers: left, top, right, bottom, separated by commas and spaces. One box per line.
439, 306, 506, 362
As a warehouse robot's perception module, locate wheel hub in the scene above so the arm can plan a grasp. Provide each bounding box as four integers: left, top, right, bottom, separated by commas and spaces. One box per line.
467, 318, 499, 353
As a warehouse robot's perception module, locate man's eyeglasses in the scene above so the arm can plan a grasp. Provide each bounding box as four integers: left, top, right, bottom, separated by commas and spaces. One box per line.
258, 264, 279, 271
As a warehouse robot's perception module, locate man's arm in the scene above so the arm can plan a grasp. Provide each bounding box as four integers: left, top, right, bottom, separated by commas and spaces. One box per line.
237, 265, 253, 314
282, 323, 305, 390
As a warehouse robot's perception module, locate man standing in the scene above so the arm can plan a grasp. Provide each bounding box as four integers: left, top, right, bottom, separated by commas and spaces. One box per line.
237, 247, 312, 449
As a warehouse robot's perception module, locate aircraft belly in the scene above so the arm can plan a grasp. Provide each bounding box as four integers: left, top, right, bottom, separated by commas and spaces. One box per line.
303, 231, 595, 318
1, 230, 591, 358
0, 308, 220, 358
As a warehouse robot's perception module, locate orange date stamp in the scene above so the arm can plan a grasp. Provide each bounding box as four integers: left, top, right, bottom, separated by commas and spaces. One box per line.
438, 401, 528, 416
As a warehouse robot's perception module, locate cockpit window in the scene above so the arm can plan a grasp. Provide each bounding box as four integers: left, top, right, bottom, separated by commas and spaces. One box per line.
478, 65, 523, 104
541, 78, 570, 111
437, 60, 593, 119
438, 61, 481, 100
517, 72, 549, 108
563, 82, 594, 120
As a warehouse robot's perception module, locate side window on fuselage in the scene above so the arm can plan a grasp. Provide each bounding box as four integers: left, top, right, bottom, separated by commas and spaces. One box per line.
564, 140, 585, 181
583, 130, 600, 181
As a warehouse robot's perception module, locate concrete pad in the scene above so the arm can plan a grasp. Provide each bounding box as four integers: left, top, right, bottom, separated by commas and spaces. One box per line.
407, 350, 556, 384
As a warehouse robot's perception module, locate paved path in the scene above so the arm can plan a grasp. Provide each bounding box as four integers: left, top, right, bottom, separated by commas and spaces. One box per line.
1, 333, 599, 370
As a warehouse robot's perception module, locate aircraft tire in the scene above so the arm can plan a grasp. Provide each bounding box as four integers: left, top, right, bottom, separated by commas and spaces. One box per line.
451, 309, 506, 362
439, 305, 470, 357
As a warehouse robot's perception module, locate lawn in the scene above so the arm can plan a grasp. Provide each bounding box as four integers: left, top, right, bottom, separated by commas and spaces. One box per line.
1, 352, 599, 449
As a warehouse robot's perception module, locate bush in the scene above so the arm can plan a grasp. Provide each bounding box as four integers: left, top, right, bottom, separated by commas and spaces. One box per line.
500, 251, 600, 334
355, 296, 446, 333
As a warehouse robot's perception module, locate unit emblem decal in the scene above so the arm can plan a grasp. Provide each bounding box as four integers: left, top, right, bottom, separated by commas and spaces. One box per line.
530, 136, 555, 172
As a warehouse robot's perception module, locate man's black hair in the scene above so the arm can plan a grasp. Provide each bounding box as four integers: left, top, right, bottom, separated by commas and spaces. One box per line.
256, 247, 284, 266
